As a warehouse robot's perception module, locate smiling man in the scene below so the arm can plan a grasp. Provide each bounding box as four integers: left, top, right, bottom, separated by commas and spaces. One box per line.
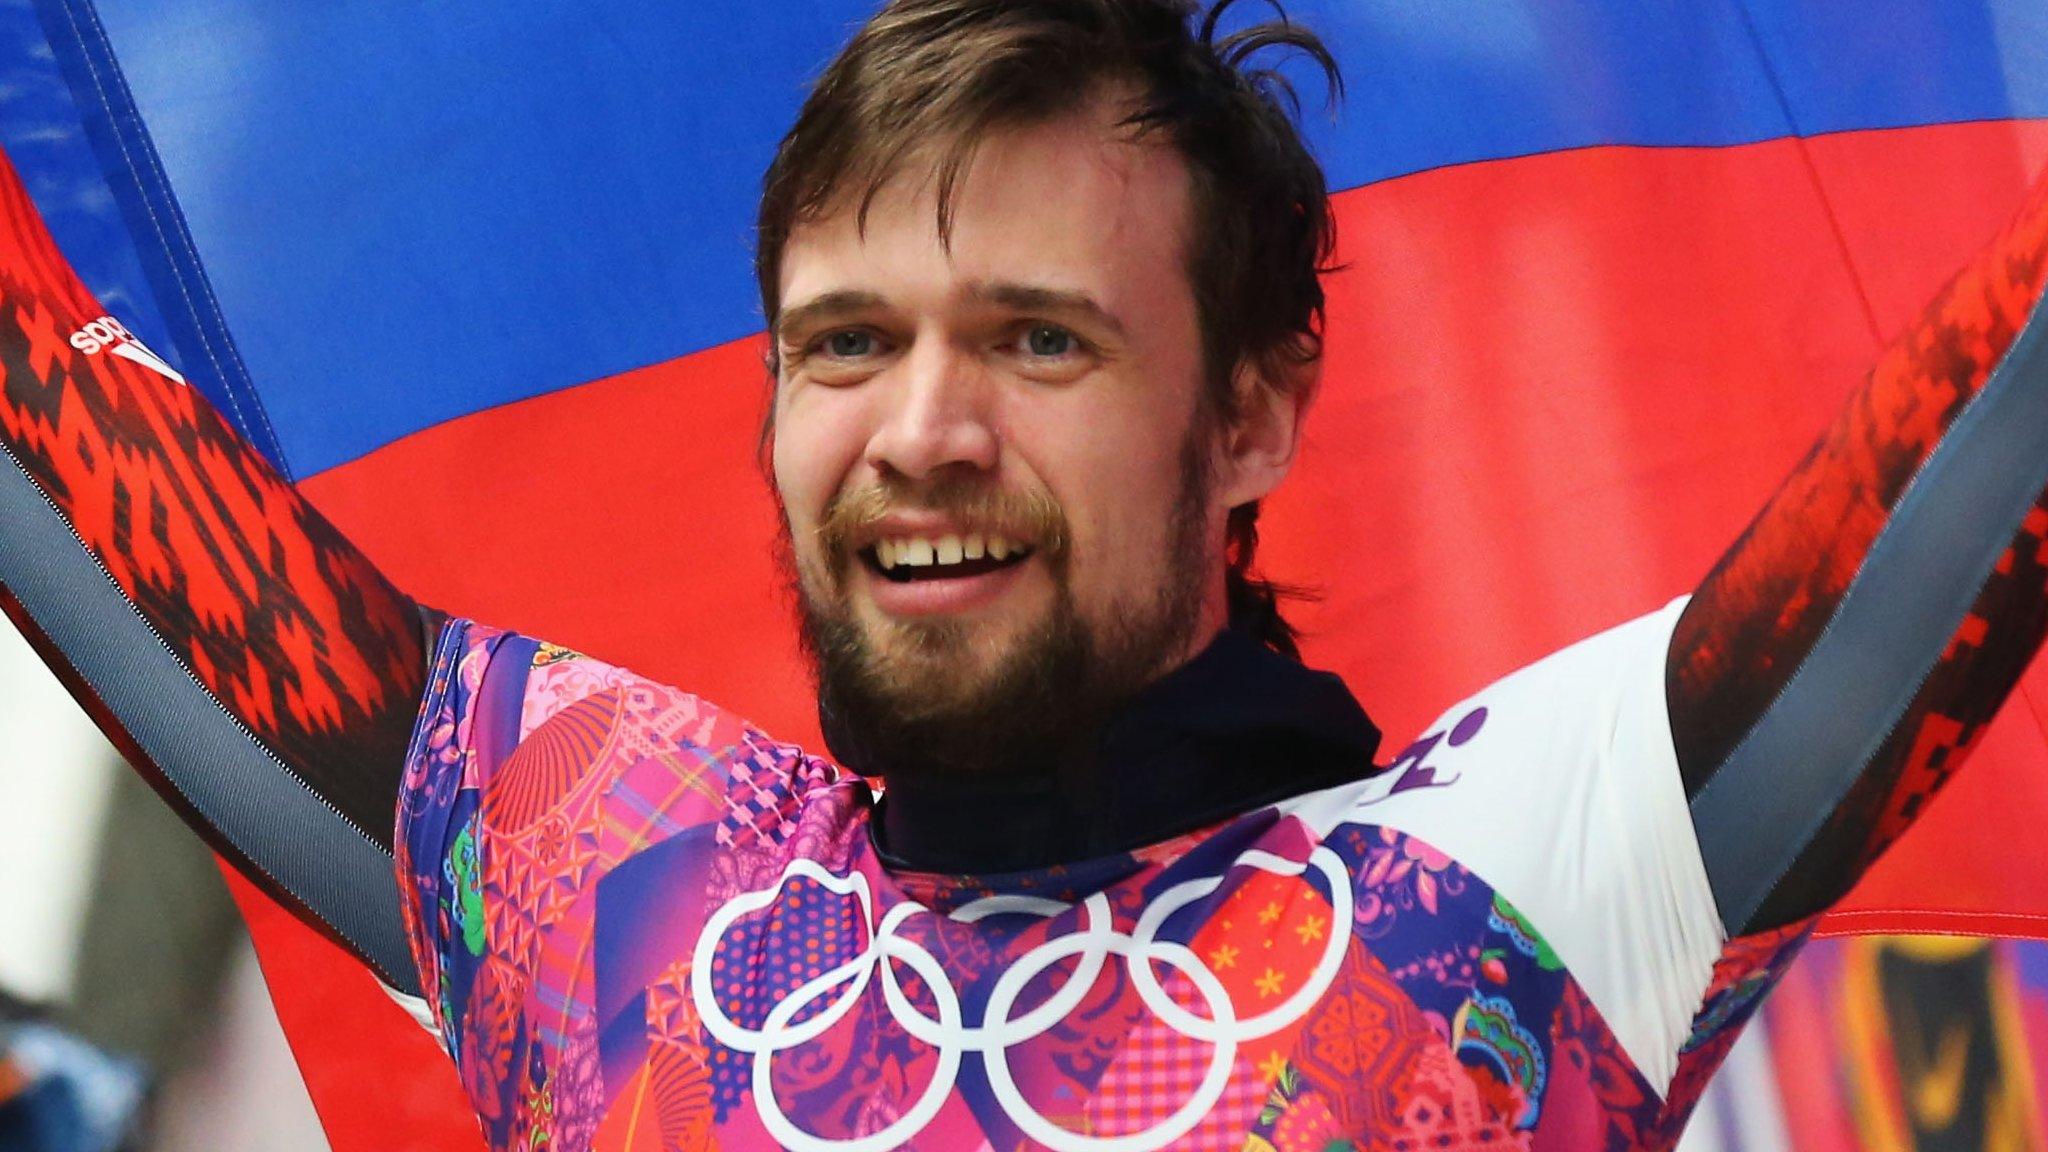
773, 89, 1307, 826
3, 0, 2048, 1149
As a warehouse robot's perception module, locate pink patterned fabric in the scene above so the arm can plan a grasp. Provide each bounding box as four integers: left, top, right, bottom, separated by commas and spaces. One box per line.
397, 620, 1809, 1151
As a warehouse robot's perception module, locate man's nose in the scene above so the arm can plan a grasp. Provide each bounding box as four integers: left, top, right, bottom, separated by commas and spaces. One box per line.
864, 339, 1000, 480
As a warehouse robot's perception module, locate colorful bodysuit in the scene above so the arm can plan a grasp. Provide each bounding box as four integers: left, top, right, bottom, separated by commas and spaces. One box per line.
2, 137, 2047, 1148
396, 603, 1786, 1150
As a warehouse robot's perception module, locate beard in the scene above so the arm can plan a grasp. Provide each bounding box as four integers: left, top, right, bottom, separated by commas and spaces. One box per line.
790, 436, 1215, 782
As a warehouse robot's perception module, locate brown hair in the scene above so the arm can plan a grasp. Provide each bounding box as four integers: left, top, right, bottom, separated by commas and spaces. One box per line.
756, 0, 1340, 658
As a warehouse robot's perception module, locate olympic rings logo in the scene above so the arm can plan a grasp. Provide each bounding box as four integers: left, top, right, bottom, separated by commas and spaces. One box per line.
689, 847, 1352, 1152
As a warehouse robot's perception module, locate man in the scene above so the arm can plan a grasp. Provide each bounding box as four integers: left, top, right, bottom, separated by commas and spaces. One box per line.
1, 0, 2045, 1147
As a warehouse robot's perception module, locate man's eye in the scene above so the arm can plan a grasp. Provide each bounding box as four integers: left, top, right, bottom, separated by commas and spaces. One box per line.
822, 330, 875, 358
1023, 325, 1075, 357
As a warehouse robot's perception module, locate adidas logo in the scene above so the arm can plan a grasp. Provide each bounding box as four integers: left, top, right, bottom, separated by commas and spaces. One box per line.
69, 315, 186, 386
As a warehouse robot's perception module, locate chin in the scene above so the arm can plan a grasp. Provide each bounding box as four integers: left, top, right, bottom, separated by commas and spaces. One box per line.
863, 616, 1022, 693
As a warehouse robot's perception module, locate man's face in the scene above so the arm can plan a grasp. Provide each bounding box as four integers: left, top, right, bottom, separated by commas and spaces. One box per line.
771, 102, 1245, 772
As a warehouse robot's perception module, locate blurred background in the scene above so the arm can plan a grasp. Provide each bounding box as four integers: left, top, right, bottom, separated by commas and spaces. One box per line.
0, 614, 326, 1151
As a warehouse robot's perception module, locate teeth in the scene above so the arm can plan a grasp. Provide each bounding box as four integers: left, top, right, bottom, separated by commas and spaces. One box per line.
873, 533, 1029, 571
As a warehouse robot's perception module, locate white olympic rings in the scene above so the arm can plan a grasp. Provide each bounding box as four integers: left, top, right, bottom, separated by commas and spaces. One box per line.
688, 847, 1352, 1152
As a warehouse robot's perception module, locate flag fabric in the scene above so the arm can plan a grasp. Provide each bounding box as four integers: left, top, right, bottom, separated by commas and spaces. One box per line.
3, 2, 2046, 1148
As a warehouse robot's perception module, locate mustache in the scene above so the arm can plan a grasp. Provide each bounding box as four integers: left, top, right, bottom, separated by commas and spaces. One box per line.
817, 477, 1070, 565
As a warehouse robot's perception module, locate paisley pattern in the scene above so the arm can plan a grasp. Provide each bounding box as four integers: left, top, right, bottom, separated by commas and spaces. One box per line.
397, 621, 1810, 1151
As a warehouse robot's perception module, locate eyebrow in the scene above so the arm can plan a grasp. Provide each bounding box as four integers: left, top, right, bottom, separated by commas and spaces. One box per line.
774, 290, 888, 343
773, 281, 1130, 343
966, 281, 1128, 339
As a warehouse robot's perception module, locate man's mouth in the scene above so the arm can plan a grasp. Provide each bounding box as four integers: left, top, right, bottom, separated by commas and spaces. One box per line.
861, 532, 1036, 584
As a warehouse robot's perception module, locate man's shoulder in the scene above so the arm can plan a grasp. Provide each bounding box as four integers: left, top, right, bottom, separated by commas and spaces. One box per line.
411, 617, 862, 852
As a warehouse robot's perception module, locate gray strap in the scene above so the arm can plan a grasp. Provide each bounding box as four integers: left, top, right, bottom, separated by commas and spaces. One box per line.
1690, 286, 2048, 933
0, 444, 416, 992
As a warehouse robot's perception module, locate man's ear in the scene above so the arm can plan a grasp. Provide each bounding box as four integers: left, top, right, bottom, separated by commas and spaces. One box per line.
1216, 355, 1317, 508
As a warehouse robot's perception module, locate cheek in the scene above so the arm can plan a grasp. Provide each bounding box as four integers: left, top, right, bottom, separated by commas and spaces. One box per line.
1021, 396, 1201, 590
772, 388, 871, 538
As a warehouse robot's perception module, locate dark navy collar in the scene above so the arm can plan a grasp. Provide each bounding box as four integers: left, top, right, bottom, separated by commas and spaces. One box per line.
869, 628, 1381, 874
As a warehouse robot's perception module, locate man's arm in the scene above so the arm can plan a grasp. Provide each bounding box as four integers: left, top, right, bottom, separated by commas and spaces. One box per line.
1670, 169, 2048, 936
0, 149, 425, 986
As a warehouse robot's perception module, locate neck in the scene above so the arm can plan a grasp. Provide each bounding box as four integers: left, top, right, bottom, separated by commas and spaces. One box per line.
865, 628, 1380, 874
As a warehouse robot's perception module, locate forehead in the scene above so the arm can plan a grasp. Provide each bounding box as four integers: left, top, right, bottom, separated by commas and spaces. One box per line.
778, 104, 1196, 316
